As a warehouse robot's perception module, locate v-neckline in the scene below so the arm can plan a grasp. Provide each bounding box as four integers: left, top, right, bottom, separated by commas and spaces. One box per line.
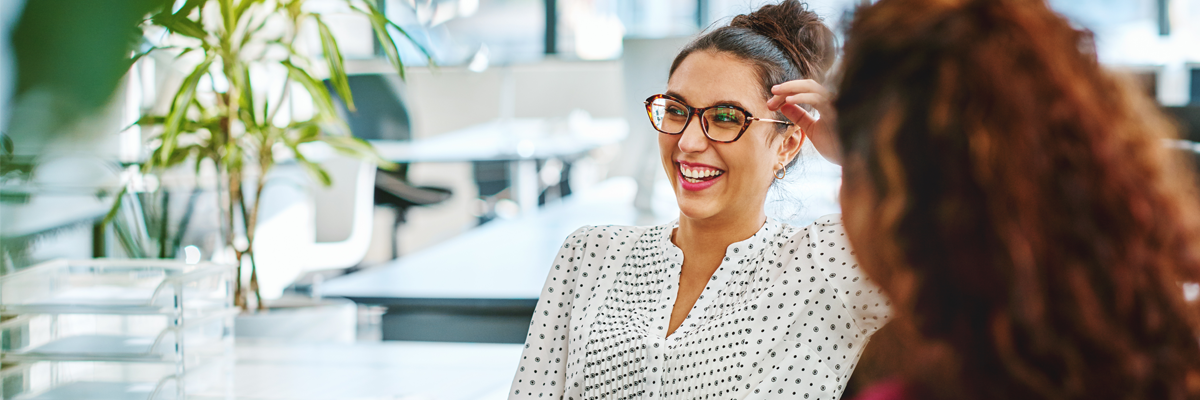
661, 220, 775, 341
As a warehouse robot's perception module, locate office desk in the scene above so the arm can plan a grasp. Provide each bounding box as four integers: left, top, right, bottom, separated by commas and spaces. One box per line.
369, 118, 628, 214
320, 177, 676, 342
369, 118, 627, 163
189, 340, 524, 400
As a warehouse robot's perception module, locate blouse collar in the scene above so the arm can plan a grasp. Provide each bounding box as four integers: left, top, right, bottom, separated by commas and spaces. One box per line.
662, 218, 783, 263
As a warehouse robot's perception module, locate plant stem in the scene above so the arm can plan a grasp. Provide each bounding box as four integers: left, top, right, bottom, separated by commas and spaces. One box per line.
228, 167, 246, 309
249, 250, 263, 309
239, 193, 265, 311
158, 189, 170, 258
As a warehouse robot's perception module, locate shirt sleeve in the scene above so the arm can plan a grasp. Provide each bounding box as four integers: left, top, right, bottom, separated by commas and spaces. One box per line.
812, 215, 892, 335
509, 225, 593, 399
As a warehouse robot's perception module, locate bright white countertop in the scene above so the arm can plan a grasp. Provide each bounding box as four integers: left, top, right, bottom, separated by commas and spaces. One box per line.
188, 340, 524, 400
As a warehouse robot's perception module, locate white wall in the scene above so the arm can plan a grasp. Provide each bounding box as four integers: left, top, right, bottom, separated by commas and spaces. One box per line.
400, 59, 624, 138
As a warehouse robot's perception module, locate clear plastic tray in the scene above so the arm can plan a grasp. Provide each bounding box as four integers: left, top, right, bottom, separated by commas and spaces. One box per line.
0, 259, 235, 316
1, 310, 235, 363
0, 358, 231, 400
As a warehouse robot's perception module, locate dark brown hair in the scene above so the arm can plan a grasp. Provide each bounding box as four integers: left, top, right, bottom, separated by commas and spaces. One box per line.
835, 0, 1200, 399
669, 0, 834, 169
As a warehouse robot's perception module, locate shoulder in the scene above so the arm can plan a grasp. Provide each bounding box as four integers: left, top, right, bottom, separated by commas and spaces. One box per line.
806, 214, 892, 330
779, 214, 851, 259
554, 224, 656, 268
558, 224, 653, 251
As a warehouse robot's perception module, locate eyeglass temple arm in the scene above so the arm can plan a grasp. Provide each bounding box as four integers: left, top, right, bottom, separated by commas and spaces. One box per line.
749, 116, 794, 125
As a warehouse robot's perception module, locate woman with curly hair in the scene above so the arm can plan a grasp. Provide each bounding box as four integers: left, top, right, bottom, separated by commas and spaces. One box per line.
777, 0, 1200, 398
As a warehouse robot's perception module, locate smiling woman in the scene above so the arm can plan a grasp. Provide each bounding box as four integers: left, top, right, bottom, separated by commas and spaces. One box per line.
508, 2, 891, 399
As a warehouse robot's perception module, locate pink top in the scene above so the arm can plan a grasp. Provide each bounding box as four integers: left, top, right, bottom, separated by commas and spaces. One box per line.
851, 379, 910, 400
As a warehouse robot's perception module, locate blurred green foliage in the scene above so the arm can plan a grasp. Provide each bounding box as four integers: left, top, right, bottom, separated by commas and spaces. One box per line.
7, 0, 160, 150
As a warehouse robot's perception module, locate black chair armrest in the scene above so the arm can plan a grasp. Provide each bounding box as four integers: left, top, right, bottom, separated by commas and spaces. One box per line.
374, 171, 452, 207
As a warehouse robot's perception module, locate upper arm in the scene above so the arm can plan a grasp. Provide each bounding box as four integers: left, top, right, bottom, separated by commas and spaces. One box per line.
510, 225, 592, 399
812, 218, 891, 335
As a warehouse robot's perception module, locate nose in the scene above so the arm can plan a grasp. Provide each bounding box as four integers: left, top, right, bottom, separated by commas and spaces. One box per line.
677, 114, 709, 153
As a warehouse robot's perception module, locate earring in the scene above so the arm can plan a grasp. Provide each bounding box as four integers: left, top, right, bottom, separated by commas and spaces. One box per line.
774, 163, 787, 180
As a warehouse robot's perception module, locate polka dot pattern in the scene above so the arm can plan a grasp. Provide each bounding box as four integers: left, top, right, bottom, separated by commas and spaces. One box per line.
510, 215, 890, 400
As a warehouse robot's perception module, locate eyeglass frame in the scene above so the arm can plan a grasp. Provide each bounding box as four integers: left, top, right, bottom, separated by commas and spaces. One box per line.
644, 94, 794, 143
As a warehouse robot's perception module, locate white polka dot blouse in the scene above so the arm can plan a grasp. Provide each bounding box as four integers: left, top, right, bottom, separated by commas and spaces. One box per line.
509, 215, 891, 400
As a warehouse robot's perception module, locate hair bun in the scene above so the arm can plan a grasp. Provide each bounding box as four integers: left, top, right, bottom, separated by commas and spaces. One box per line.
731, 0, 835, 82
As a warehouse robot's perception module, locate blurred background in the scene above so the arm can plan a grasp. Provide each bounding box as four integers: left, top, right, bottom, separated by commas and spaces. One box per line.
0, 0, 1197, 399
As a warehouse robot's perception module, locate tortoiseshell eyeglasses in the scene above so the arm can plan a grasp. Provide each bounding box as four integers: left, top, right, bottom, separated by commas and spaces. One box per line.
644, 94, 793, 143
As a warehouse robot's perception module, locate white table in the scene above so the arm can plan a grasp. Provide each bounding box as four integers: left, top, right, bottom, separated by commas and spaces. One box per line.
323, 177, 671, 300
369, 117, 628, 215
318, 177, 676, 342
188, 340, 524, 400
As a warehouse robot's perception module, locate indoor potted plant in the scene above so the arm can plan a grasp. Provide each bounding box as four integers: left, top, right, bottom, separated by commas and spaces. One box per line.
109, 0, 429, 310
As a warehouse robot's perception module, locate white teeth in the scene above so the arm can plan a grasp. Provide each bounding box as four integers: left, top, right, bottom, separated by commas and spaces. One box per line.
679, 164, 723, 180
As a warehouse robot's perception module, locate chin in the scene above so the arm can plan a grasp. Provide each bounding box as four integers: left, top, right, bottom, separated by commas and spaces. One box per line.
675, 196, 723, 221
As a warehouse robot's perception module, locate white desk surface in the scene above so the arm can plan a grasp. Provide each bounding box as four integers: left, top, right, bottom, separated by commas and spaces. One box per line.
320, 177, 676, 301
189, 340, 524, 400
369, 117, 628, 163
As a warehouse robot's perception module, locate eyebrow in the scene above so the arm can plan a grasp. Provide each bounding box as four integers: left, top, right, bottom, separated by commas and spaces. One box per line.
664, 91, 748, 110
664, 90, 688, 104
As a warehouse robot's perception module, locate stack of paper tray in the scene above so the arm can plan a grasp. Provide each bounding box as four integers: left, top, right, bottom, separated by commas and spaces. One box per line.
0, 259, 237, 400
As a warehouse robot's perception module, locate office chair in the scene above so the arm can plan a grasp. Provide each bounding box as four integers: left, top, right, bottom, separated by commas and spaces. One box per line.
255, 153, 377, 299
326, 74, 452, 259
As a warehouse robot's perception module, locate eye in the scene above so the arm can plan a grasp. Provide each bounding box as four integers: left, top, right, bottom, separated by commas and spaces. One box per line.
712, 108, 742, 123
666, 105, 688, 117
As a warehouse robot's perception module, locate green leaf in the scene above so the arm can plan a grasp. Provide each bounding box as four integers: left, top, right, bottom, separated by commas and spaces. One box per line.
284, 0, 303, 18
360, 1, 406, 81
161, 144, 200, 168
280, 60, 344, 131
234, 0, 264, 21
293, 149, 332, 186
157, 0, 177, 15
153, 13, 209, 41
218, 0, 235, 37
159, 52, 216, 167
130, 45, 176, 66
385, 19, 434, 67
174, 0, 207, 18
193, 153, 205, 174
102, 186, 130, 227
175, 46, 198, 59
237, 63, 258, 127
320, 135, 397, 170
297, 123, 321, 143
313, 15, 354, 112
122, 115, 166, 132
284, 120, 321, 146
241, 9, 271, 47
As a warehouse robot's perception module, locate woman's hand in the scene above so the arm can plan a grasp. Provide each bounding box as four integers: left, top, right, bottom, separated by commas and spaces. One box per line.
767, 79, 842, 165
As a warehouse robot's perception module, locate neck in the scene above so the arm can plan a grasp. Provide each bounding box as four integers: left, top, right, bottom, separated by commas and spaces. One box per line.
674, 207, 767, 256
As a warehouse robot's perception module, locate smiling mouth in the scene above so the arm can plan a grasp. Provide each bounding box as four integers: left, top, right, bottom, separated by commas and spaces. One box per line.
677, 162, 725, 184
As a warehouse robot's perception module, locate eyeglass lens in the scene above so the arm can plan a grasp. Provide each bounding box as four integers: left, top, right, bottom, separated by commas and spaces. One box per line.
648, 97, 746, 142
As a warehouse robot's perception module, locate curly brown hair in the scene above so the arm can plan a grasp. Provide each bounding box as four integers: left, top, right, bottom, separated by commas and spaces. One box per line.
834, 0, 1200, 399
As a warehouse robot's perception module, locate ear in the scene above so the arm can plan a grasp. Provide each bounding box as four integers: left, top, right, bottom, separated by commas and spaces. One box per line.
776, 126, 806, 167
